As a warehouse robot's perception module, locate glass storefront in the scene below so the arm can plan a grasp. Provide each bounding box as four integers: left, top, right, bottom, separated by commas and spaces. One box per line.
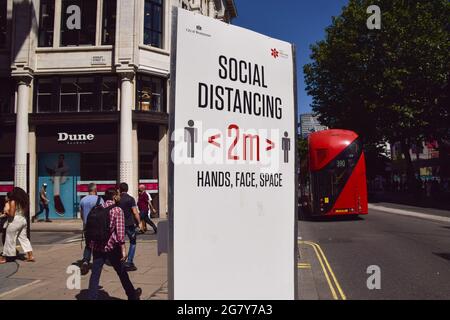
0, 144, 14, 212
32, 123, 162, 219
37, 153, 80, 219
81, 153, 118, 181
136, 74, 166, 112
0, 78, 14, 113
35, 75, 118, 113
35, 124, 119, 219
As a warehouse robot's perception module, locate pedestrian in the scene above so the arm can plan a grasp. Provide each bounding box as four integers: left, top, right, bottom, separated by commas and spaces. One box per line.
118, 183, 141, 272
79, 183, 104, 275
137, 184, 158, 234
32, 183, 51, 223
0, 187, 35, 264
87, 188, 142, 300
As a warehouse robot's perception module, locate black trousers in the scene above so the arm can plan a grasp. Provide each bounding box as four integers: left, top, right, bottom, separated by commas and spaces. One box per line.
140, 210, 157, 232
1, 226, 5, 246
88, 246, 137, 300
1, 217, 6, 246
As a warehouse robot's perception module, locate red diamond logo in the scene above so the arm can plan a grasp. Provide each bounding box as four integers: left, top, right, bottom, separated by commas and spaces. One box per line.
271, 48, 279, 58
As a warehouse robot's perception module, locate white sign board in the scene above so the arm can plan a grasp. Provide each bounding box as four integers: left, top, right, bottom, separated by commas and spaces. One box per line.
169, 8, 297, 300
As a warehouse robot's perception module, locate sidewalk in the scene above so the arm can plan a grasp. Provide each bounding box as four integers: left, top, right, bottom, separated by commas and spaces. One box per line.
0, 232, 168, 300
368, 202, 450, 223
369, 191, 450, 211
30, 218, 164, 232
30, 219, 83, 233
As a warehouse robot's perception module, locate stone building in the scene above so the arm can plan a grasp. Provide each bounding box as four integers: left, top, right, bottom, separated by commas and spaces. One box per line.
0, 0, 237, 219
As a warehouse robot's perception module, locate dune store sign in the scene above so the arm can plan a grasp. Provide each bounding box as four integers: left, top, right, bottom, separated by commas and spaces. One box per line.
57, 132, 95, 145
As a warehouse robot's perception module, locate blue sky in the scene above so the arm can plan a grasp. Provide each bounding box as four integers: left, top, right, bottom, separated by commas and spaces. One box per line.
233, 0, 349, 115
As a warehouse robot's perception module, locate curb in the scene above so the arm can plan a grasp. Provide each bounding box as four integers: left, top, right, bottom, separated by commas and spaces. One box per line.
368, 204, 450, 223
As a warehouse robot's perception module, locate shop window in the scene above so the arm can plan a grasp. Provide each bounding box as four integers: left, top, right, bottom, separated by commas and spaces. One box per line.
81, 153, 117, 181
136, 75, 166, 112
0, 155, 14, 181
60, 0, 97, 47
37, 78, 58, 113
139, 153, 158, 180
0, 78, 13, 113
60, 77, 79, 112
38, 0, 55, 47
0, 0, 6, 48
101, 76, 118, 111
78, 78, 97, 112
36, 76, 117, 113
102, 0, 116, 45
144, 0, 163, 48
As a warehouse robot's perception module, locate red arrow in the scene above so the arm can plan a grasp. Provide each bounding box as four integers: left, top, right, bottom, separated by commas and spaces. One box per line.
208, 134, 221, 147
266, 139, 275, 151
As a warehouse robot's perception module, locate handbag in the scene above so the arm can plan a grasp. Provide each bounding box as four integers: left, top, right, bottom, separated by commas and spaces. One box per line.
0, 216, 6, 232
0, 215, 7, 231
150, 211, 158, 219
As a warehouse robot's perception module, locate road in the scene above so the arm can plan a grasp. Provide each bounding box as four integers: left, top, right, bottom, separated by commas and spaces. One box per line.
299, 209, 450, 299
3, 211, 450, 300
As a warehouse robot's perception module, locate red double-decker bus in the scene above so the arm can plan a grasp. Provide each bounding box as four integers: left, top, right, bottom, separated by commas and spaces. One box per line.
299, 129, 368, 217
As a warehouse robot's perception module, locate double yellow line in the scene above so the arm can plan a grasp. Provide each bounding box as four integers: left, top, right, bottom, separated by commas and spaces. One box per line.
299, 241, 347, 300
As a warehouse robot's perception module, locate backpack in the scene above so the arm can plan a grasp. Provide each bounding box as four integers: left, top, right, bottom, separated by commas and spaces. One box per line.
85, 197, 115, 243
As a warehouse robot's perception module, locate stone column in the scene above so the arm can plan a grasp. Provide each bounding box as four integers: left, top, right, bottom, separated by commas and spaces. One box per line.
132, 123, 139, 197
14, 76, 32, 191
208, 0, 216, 18
158, 126, 169, 217
119, 73, 135, 196
28, 127, 37, 218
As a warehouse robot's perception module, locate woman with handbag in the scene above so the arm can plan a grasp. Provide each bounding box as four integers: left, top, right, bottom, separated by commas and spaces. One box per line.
0, 187, 35, 264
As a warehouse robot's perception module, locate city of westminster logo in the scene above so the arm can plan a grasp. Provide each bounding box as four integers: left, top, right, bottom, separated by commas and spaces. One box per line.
271, 48, 279, 58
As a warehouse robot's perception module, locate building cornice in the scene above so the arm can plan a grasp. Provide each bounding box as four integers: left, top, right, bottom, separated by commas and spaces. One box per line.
225, 0, 238, 19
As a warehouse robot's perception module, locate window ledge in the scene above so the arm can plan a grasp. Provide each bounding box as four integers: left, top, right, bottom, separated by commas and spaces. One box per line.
139, 45, 170, 56
35, 45, 113, 53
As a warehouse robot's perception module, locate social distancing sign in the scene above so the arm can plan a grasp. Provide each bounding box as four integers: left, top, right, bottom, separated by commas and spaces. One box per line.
169, 7, 297, 300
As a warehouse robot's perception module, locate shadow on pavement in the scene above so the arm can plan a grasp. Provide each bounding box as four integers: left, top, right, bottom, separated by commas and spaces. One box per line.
433, 253, 450, 262
75, 289, 121, 301
298, 209, 364, 223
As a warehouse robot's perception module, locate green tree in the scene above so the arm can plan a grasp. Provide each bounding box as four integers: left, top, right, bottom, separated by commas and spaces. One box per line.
297, 136, 308, 160
304, 0, 450, 185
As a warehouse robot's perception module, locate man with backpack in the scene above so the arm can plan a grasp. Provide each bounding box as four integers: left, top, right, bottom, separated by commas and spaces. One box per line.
79, 183, 104, 275
85, 187, 142, 300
